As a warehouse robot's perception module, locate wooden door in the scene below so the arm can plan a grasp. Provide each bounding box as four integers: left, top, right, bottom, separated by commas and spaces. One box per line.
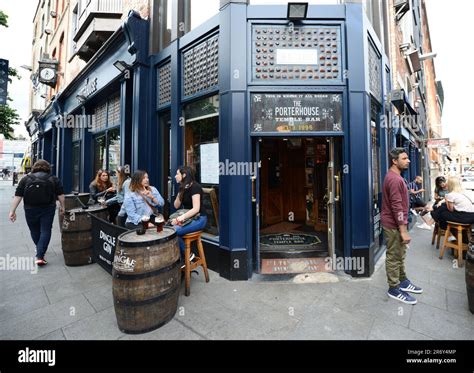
261, 140, 283, 226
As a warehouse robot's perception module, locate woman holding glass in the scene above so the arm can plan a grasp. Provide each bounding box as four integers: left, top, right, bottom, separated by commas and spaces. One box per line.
122, 170, 164, 230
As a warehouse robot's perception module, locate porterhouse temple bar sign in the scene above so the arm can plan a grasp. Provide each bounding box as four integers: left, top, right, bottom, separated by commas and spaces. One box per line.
251, 93, 343, 133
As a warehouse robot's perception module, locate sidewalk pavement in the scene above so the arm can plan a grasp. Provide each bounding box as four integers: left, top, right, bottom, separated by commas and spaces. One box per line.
1, 180, 473, 340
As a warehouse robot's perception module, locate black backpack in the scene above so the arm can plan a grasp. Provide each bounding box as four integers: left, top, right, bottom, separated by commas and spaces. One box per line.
23, 174, 56, 206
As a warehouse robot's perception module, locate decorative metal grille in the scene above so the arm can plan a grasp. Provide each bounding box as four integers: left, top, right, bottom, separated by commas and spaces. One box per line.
183, 34, 219, 97
72, 127, 81, 141
158, 63, 171, 106
107, 95, 121, 127
93, 101, 107, 132
251, 25, 342, 81
368, 41, 382, 103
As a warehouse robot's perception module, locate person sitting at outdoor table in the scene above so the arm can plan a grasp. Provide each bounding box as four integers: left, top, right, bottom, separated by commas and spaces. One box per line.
428, 176, 474, 231
434, 176, 448, 202
171, 166, 208, 260
122, 170, 164, 230
104, 165, 131, 226
408, 176, 427, 211
88, 169, 120, 223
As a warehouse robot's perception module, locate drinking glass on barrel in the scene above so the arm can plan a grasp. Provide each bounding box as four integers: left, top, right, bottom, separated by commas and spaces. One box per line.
154, 214, 165, 233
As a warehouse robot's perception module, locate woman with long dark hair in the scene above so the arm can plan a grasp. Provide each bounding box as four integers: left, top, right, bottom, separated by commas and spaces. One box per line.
172, 166, 207, 257
122, 170, 164, 230
89, 169, 120, 223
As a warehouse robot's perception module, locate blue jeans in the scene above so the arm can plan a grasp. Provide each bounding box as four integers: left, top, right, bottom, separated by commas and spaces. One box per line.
24, 205, 56, 259
174, 216, 207, 255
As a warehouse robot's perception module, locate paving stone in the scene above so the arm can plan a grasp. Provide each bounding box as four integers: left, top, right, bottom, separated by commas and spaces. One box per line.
0, 287, 50, 322
0, 294, 96, 340
368, 318, 433, 340
119, 319, 204, 340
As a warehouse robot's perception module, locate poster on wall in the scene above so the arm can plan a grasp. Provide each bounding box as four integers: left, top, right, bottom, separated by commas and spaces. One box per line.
251, 93, 343, 133
200, 142, 219, 184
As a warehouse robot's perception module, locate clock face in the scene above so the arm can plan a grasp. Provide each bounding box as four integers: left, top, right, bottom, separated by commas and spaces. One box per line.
40, 68, 55, 81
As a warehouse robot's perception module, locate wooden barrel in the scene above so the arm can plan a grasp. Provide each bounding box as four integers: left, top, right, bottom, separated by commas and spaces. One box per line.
59, 193, 91, 232
466, 236, 474, 314
64, 193, 90, 211
113, 227, 180, 334
61, 205, 109, 266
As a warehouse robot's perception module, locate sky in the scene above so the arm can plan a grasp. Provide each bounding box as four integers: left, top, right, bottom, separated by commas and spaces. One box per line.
0, 0, 472, 147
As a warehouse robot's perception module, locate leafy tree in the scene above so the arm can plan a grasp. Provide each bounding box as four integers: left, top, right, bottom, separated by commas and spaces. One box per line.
0, 11, 22, 139
0, 10, 8, 28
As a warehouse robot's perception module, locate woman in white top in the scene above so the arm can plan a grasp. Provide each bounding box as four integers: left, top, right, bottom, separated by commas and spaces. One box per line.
437, 176, 474, 229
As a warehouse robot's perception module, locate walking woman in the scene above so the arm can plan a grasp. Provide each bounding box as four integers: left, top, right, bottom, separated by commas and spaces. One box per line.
8, 160, 65, 266
122, 170, 164, 230
172, 166, 208, 258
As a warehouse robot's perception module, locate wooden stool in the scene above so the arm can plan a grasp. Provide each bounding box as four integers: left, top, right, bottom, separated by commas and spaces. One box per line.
181, 231, 209, 296
431, 222, 446, 250
439, 222, 472, 267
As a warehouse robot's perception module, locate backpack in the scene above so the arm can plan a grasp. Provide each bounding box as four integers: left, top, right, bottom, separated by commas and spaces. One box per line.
23, 174, 56, 206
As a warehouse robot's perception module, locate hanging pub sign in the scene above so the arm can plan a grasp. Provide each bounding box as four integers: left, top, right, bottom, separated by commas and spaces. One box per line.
251, 93, 343, 133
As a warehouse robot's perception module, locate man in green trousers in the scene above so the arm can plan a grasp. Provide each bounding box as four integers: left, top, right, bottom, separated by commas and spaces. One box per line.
381, 148, 423, 305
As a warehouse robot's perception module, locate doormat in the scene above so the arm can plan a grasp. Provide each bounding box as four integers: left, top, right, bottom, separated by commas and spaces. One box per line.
261, 258, 331, 274
260, 222, 301, 235
260, 233, 322, 253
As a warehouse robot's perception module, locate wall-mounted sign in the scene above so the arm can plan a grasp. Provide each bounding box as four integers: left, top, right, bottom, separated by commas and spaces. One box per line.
276, 49, 318, 65
251, 93, 343, 133
81, 77, 98, 98
0, 59, 9, 105
427, 138, 450, 148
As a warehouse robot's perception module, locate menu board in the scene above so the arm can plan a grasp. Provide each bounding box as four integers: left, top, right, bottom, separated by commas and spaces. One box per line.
200, 142, 219, 184
251, 93, 343, 133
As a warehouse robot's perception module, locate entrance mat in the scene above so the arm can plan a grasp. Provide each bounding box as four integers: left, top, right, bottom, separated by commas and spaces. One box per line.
260, 233, 322, 253
261, 258, 331, 274
260, 222, 302, 235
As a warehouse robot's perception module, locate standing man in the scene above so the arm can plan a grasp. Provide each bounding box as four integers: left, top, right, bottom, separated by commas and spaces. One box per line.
8, 160, 65, 266
381, 148, 423, 304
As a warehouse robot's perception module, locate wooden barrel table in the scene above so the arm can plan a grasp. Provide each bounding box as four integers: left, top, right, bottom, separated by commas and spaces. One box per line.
466, 236, 474, 314
113, 227, 180, 334
59, 193, 91, 232
61, 205, 109, 266
64, 193, 90, 211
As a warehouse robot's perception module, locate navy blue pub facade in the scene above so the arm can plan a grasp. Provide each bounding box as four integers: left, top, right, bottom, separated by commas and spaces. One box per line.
36, 2, 423, 281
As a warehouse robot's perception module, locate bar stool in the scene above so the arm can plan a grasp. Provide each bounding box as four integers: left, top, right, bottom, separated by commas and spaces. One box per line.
181, 231, 209, 296
431, 222, 446, 250
439, 221, 472, 267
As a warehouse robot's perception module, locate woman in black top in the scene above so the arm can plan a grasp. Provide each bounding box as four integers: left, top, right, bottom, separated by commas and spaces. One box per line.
171, 166, 207, 257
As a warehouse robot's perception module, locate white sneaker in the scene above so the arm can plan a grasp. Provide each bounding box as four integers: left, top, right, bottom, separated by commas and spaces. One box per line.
447, 236, 456, 242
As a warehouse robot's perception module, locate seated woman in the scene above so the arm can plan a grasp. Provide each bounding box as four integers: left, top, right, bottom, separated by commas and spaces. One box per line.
436, 176, 474, 231
89, 169, 120, 223
171, 166, 208, 259
424, 176, 448, 223
105, 165, 131, 226
123, 170, 164, 230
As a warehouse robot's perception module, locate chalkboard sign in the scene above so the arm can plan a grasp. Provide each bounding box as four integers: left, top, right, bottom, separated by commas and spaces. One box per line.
251, 93, 343, 133
202, 188, 219, 236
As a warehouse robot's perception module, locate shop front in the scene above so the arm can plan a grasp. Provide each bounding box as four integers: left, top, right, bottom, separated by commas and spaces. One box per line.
50, 11, 148, 193
151, 2, 392, 280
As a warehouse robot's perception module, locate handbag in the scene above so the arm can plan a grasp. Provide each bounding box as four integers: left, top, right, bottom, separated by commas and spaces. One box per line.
168, 209, 200, 226
140, 193, 161, 216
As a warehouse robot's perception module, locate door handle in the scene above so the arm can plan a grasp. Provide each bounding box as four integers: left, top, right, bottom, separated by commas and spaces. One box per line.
334, 174, 341, 202
251, 176, 257, 202
167, 177, 172, 203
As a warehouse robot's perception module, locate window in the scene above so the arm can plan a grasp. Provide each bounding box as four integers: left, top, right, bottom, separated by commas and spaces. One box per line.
151, 0, 173, 53
91, 94, 122, 176
182, 0, 220, 35
184, 95, 219, 238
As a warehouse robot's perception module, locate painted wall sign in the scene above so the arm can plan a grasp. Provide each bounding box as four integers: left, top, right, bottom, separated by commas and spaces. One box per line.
276, 49, 318, 65
251, 93, 343, 133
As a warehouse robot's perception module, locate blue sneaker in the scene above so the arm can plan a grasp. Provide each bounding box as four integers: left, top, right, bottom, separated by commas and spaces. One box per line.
399, 279, 423, 294
387, 288, 417, 305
